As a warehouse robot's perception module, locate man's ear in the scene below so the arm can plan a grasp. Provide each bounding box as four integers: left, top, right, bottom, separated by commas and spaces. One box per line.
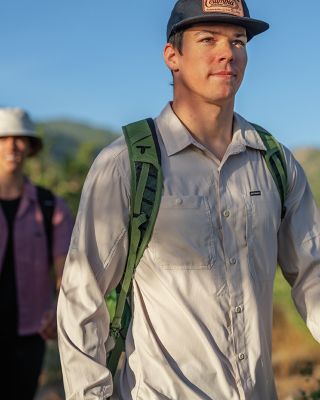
163, 43, 180, 73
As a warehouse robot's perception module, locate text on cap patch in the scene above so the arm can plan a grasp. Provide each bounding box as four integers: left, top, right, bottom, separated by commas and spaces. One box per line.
202, 0, 244, 17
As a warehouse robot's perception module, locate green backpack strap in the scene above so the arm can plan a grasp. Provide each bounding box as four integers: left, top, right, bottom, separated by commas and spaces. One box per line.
251, 123, 288, 219
107, 118, 163, 377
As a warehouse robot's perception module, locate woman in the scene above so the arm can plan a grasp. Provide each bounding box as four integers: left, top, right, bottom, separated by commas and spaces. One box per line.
0, 107, 73, 399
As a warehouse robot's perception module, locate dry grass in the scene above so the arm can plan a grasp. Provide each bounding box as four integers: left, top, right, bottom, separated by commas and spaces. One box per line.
273, 305, 320, 399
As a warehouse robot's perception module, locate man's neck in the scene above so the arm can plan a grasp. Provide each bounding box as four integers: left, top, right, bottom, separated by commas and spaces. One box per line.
171, 98, 235, 160
0, 173, 24, 200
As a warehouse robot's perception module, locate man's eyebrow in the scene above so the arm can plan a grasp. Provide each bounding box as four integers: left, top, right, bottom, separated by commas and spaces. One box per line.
235, 33, 247, 39
194, 30, 219, 36
193, 30, 247, 39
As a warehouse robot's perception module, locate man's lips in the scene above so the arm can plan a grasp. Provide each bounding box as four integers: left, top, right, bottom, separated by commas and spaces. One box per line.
212, 71, 236, 77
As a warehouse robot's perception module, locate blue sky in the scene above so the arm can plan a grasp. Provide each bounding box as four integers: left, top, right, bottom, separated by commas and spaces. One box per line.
1, 0, 319, 150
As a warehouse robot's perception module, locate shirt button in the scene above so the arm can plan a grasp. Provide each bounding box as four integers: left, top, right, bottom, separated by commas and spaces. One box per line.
230, 257, 237, 265
235, 306, 242, 314
223, 210, 230, 218
175, 198, 183, 206
238, 353, 245, 361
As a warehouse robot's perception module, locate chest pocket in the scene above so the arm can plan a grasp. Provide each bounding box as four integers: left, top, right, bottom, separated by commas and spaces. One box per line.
152, 195, 216, 270
245, 194, 280, 281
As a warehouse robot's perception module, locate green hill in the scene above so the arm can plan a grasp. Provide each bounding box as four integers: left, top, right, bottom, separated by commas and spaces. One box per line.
36, 119, 119, 162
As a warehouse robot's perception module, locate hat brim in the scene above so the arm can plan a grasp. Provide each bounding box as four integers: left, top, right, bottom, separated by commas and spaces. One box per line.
168, 15, 269, 41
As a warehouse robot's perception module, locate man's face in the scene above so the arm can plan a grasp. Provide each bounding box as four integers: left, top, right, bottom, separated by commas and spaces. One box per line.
0, 135, 31, 176
164, 23, 248, 106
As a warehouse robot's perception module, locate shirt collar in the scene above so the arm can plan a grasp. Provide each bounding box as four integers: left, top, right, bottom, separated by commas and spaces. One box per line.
232, 113, 267, 152
155, 103, 197, 157
155, 103, 266, 156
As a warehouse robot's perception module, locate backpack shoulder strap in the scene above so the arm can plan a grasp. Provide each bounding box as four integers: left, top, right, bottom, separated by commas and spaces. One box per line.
107, 118, 163, 376
251, 123, 288, 219
36, 185, 55, 265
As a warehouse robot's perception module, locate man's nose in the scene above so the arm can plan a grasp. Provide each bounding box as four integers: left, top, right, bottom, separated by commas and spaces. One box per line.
218, 42, 234, 62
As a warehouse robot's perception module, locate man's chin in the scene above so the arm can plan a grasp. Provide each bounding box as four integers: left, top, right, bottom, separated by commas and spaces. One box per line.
206, 94, 236, 107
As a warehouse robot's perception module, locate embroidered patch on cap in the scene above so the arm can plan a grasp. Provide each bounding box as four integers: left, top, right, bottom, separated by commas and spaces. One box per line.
202, 0, 244, 17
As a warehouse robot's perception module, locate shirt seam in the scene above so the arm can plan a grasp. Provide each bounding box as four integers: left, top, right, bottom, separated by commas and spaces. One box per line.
102, 227, 127, 270
113, 150, 130, 201
98, 146, 129, 270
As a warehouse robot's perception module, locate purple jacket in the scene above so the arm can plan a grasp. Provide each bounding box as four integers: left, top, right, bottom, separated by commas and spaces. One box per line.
0, 179, 73, 335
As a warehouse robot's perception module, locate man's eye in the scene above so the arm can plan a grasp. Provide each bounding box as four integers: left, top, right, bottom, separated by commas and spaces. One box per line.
200, 37, 215, 44
233, 40, 246, 47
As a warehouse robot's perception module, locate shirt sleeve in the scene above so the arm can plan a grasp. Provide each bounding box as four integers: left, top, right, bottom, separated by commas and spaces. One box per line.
278, 147, 320, 342
57, 141, 130, 400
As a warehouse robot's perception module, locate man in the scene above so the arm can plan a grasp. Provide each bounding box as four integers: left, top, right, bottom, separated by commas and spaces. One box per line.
0, 107, 73, 399
57, 1, 320, 399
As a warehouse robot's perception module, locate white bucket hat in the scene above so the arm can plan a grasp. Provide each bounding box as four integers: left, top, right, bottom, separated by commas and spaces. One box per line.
0, 107, 43, 156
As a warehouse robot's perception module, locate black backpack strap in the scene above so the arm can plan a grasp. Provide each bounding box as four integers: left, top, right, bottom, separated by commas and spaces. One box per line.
36, 185, 55, 266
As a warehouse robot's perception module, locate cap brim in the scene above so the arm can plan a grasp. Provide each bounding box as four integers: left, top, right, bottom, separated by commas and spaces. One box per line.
169, 15, 269, 41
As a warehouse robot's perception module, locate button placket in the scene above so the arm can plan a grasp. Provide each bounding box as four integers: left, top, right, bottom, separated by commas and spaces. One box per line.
218, 169, 252, 394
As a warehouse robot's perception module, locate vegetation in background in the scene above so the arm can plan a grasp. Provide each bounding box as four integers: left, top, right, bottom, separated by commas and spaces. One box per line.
294, 148, 320, 208
25, 120, 118, 216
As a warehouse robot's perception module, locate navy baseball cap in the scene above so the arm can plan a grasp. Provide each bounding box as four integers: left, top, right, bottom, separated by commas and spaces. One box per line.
167, 0, 269, 42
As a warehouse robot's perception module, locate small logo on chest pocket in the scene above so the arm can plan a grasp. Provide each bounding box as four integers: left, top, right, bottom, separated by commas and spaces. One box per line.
250, 190, 261, 197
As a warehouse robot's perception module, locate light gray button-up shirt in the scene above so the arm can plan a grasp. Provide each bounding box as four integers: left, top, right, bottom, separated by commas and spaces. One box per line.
57, 103, 320, 400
